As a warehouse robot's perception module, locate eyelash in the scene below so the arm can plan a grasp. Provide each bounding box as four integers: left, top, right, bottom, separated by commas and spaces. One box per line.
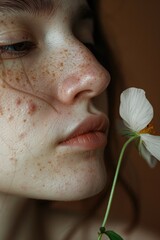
0, 41, 36, 59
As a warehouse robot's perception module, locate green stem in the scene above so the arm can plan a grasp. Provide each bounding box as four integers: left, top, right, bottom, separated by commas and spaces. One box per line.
98, 135, 138, 240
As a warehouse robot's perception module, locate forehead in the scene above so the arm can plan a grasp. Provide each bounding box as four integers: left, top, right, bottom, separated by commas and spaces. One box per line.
0, 0, 90, 16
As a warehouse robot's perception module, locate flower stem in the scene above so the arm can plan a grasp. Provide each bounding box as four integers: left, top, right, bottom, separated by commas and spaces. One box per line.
98, 135, 138, 240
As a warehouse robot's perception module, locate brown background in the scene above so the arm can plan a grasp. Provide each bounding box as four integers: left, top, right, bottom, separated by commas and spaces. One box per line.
99, 0, 160, 234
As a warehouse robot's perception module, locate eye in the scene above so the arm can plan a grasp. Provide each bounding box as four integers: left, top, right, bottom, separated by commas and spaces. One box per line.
0, 41, 36, 59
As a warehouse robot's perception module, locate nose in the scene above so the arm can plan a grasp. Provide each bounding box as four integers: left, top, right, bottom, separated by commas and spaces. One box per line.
56, 43, 110, 105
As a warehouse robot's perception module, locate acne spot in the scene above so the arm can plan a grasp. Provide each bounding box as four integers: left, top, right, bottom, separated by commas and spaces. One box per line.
27, 100, 37, 115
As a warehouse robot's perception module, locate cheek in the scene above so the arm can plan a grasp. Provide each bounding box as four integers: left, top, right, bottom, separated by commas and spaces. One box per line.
0, 64, 32, 92
0, 60, 55, 97
1, 59, 67, 109
0, 87, 61, 156
0, 93, 38, 142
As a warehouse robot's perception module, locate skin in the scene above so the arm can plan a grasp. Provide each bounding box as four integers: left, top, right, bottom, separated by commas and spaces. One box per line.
0, 1, 159, 239
0, 0, 110, 201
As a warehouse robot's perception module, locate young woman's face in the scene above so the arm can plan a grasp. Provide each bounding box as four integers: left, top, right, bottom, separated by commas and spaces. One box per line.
0, 0, 110, 201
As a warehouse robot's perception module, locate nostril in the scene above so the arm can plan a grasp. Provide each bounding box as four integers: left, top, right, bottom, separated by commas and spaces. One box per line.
74, 90, 94, 102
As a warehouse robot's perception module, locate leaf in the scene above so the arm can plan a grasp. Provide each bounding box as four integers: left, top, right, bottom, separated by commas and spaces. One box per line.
105, 230, 124, 240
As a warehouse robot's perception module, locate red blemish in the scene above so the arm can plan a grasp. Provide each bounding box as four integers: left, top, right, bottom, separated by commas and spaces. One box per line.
27, 100, 37, 115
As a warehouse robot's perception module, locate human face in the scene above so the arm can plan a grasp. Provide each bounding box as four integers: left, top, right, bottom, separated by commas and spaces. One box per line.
0, 0, 110, 201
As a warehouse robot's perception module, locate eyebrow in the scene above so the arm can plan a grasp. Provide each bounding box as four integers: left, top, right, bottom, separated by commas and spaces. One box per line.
0, 0, 55, 16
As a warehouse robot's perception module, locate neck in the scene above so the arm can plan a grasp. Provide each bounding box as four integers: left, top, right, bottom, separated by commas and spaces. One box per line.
0, 193, 30, 240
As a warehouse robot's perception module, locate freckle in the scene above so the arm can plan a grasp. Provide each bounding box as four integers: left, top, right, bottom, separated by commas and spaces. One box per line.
27, 100, 37, 115
8, 115, 14, 121
32, 76, 36, 81
48, 161, 51, 164
1, 83, 6, 88
9, 157, 17, 164
16, 97, 22, 106
19, 132, 27, 140
16, 77, 20, 82
23, 119, 27, 123
0, 106, 3, 116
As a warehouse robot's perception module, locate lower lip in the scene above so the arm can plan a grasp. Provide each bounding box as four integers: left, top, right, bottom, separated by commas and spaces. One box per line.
60, 131, 107, 150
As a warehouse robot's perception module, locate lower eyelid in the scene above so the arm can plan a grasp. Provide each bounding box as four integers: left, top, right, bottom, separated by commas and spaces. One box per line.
0, 41, 36, 59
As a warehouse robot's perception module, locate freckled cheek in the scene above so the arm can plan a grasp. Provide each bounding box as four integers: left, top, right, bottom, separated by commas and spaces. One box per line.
0, 71, 35, 101
0, 93, 38, 130
0, 51, 71, 101
0, 66, 59, 96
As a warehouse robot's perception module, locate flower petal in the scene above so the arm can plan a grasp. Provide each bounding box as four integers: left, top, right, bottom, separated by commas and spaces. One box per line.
119, 88, 153, 132
139, 141, 157, 167
141, 134, 160, 161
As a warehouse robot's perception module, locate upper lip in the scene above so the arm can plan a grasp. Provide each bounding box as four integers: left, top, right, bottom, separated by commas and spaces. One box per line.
61, 114, 109, 143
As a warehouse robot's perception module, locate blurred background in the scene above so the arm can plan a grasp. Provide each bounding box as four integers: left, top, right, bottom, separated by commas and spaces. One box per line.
98, 0, 160, 236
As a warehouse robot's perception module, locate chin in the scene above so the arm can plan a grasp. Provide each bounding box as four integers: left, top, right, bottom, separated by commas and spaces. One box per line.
15, 150, 107, 201
53, 154, 107, 201
70, 174, 107, 201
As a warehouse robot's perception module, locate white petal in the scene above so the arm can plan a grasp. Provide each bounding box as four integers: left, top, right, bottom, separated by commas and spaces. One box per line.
119, 88, 153, 132
141, 134, 160, 160
139, 141, 157, 167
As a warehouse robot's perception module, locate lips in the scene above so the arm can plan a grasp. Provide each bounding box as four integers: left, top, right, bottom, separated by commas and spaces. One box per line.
59, 115, 109, 150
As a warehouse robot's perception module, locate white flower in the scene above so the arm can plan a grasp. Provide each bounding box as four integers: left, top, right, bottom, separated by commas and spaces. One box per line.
119, 87, 160, 167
